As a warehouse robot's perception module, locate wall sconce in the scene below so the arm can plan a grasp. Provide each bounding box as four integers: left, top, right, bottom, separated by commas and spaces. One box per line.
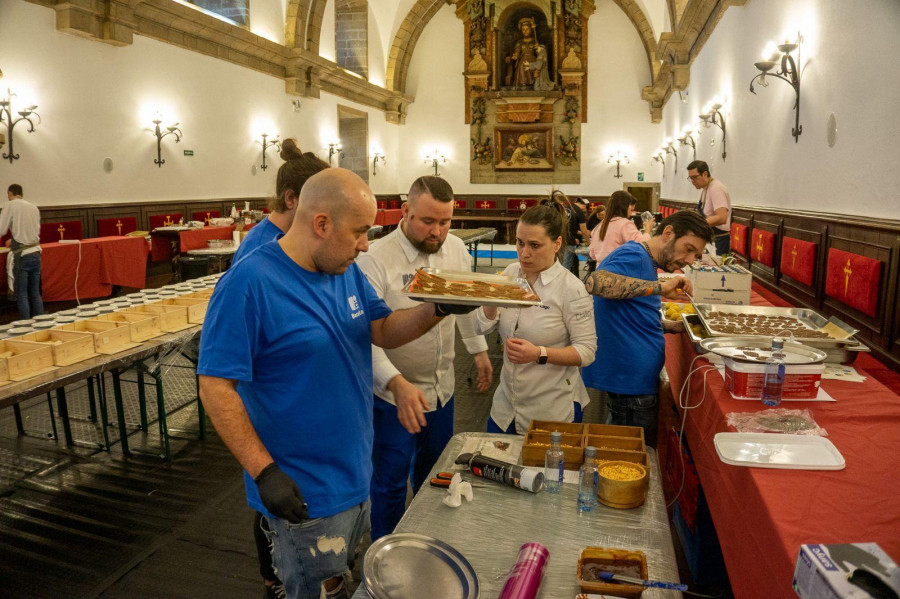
1, 88, 41, 164
328, 141, 343, 165
651, 149, 666, 174
750, 33, 803, 142
699, 98, 726, 160
372, 151, 385, 175
151, 114, 182, 168
677, 127, 697, 160
424, 150, 446, 176
259, 132, 280, 171
664, 137, 679, 171
607, 151, 630, 179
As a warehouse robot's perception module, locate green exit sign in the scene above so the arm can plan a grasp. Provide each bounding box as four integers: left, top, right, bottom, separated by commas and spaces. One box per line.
183, 150, 194, 156
637, 171, 644, 181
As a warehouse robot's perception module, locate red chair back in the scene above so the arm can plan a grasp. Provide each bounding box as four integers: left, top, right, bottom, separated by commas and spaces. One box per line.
192, 210, 221, 225
149, 213, 184, 229
97, 217, 138, 237
40, 221, 84, 244
825, 249, 882, 318
780, 237, 816, 287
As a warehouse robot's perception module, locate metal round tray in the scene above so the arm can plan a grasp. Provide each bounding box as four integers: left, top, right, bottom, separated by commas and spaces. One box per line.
363, 533, 479, 599
700, 336, 827, 364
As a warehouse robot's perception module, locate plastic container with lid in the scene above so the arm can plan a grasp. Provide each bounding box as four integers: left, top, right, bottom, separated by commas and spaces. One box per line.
11, 319, 36, 327
8, 327, 34, 336
33, 321, 57, 330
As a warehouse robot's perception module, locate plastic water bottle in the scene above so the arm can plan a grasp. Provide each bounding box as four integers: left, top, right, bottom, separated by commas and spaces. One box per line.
761, 337, 786, 406
577, 446, 599, 512
544, 431, 565, 494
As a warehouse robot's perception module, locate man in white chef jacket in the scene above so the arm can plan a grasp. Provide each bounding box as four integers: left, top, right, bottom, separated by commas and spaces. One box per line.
357, 176, 493, 540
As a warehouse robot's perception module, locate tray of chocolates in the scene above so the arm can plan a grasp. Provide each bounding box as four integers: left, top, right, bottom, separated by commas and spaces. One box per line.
402, 267, 542, 308
694, 304, 856, 344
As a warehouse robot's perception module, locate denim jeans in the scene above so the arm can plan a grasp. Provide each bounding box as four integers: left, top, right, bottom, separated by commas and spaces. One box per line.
370, 396, 455, 541
714, 233, 731, 257
263, 501, 369, 599
605, 392, 659, 448
562, 245, 579, 275
486, 402, 583, 434
13, 252, 43, 319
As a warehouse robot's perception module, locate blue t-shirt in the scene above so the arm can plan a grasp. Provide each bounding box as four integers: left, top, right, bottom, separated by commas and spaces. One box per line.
197, 242, 392, 518
232, 216, 281, 263
581, 241, 664, 395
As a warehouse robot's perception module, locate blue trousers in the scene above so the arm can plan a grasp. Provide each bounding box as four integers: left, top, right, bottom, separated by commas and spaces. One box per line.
486, 402, 583, 435
370, 395, 455, 541
13, 252, 43, 319
714, 232, 731, 256
606, 392, 659, 448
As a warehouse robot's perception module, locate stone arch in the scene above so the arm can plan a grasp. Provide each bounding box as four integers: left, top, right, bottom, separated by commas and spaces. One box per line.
609, 0, 660, 80
284, 0, 328, 52
384, 0, 446, 93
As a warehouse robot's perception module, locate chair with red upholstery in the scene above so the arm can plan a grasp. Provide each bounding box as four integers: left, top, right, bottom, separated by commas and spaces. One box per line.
192, 210, 221, 225
730, 223, 748, 257
780, 237, 817, 287
507, 198, 538, 212
750, 228, 776, 267
825, 248, 883, 318
149, 213, 184, 230
97, 217, 138, 237
40, 221, 84, 244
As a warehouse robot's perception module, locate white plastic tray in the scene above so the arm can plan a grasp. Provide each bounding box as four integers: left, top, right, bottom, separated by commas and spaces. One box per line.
714, 433, 846, 470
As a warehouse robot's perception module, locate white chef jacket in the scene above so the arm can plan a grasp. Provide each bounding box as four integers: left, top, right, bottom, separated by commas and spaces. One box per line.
474, 260, 596, 433
0, 197, 42, 256
357, 224, 489, 410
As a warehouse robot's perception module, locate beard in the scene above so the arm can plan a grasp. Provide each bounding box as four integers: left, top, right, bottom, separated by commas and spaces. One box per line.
409, 235, 444, 254
656, 238, 680, 273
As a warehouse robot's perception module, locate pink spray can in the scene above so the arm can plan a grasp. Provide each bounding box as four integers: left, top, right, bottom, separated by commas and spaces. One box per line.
497, 542, 550, 599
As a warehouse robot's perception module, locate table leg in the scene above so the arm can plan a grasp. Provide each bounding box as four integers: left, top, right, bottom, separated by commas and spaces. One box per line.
471, 241, 479, 272
152, 365, 171, 462
137, 369, 148, 431
13, 404, 24, 435
95, 375, 111, 451
111, 370, 131, 456
55, 388, 74, 447
45, 394, 59, 441
87, 378, 98, 423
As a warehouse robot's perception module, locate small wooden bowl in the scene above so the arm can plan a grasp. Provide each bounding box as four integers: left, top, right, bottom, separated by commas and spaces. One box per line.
577, 546, 648, 597
597, 461, 649, 509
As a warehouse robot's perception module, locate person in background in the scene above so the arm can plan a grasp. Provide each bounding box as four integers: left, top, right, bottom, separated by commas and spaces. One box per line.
357, 176, 493, 541
233, 138, 329, 264
589, 190, 653, 265
474, 201, 596, 434
687, 160, 731, 256
581, 210, 713, 446
554, 190, 589, 278
584, 199, 605, 232
198, 169, 475, 599
0, 184, 43, 319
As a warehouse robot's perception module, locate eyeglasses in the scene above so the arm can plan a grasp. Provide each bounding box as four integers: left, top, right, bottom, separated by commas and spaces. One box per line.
687, 174, 703, 181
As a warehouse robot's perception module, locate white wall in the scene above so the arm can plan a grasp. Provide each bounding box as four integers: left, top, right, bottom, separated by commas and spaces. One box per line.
400, 0, 666, 196
0, 0, 399, 205
657, 0, 900, 219
250, 0, 287, 45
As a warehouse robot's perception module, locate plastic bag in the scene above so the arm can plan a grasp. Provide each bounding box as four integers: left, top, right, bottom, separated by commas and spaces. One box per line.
726, 408, 827, 436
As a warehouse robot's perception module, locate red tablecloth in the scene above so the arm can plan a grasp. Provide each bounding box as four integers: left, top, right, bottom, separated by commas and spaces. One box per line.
374, 209, 402, 226
1, 236, 149, 301
151, 225, 256, 260
665, 290, 900, 599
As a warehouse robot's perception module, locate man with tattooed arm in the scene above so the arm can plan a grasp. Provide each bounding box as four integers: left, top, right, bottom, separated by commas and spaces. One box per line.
581, 210, 713, 447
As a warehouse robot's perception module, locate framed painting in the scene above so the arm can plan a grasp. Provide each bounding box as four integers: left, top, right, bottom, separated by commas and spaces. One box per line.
494, 125, 554, 171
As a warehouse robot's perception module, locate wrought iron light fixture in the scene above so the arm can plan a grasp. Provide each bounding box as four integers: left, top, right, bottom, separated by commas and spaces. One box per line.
151, 114, 182, 167
1, 88, 41, 164
260, 132, 280, 171
424, 150, 446, 176
651, 148, 666, 174
607, 151, 630, 179
698, 98, 727, 160
372, 151, 385, 175
677, 127, 697, 160
664, 137, 679, 171
750, 33, 803, 142
328, 141, 343, 165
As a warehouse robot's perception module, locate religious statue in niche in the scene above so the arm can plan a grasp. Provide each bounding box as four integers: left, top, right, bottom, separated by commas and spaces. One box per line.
504, 17, 555, 91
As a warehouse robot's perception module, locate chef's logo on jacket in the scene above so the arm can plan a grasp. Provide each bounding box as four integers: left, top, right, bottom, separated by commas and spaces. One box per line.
348, 295, 364, 319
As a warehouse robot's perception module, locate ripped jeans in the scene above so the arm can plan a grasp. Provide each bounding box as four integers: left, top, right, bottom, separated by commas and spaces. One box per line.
263, 500, 370, 599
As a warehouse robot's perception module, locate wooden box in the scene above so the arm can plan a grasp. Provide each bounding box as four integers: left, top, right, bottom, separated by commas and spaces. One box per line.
0, 339, 56, 382
528, 420, 586, 435
521, 430, 584, 469
125, 304, 192, 333
577, 546, 648, 598
586, 434, 645, 453
595, 447, 650, 469
20, 330, 98, 366
96, 312, 163, 342
186, 289, 213, 299
161, 298, 208, 324
597, 461, 649, 509
56, 319, 139, 354
585, 423, 645, 443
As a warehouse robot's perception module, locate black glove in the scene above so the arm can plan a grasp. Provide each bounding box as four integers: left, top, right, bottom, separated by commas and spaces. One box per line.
255, 463, 309, 524
434, 303, 478, 317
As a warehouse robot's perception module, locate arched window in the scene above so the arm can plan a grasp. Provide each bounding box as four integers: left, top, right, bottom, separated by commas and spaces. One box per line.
182, 0, 248, 26
335, 0, 367, 78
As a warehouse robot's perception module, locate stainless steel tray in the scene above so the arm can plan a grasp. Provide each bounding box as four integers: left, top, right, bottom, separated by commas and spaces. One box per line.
699, 337, 827, 364
363, 533, 479, 599
401, 267, 541, 308
694, 304, 856, 345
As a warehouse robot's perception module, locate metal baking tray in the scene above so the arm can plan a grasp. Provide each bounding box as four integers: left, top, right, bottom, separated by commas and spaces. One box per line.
363, 533, 479, 599
694, 304, 857, 345
401, 267, 542, 308
699, 336, 827, 364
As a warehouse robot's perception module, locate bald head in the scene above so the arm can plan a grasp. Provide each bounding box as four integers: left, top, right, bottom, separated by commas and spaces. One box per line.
298, 168, 376, 221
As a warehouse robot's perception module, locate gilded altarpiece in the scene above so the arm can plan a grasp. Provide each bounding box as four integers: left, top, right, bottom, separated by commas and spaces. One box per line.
459, 0, 594, 184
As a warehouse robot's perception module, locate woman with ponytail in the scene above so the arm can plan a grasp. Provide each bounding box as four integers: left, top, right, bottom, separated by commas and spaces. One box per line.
473, 200, 597, 434
588, 190, 651, 264
233, 138, 330, 263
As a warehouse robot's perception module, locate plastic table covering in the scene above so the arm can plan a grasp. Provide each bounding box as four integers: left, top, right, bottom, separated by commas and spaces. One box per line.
352, 432, 681, 599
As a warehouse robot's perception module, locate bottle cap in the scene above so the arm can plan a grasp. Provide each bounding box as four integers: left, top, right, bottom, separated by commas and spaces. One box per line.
772, 337, 784, 350
519, 467, 545, 493
584, 445, 597, 457
550, 431, 562, 443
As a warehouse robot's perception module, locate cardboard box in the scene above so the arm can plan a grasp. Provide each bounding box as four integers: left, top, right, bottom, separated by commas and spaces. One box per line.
793, 543, 900, 599
686, 264, 752, 305
723, 358, 824, 399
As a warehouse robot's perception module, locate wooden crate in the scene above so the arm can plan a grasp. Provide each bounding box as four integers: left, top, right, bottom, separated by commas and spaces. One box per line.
586, 434, 645, 452
595, 447, 650, 469
56, 319, 140, 355
161, 298, 208, 324
0, 339, 56, 382
528, 420, 586, 435
96, 312, 163, 342
125, 304, 192, 333
19, 330, 98, 366
185, 289, 213, 299
585, 423, 645, 443
521, 430, 584, 469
